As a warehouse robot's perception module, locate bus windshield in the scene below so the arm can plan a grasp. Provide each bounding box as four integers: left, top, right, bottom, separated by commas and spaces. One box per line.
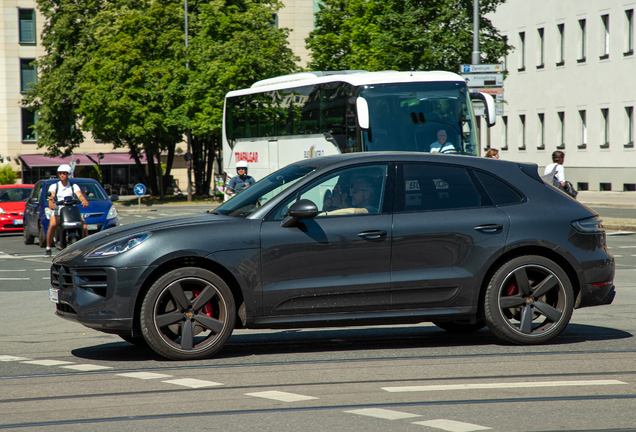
357, 81, 478, 156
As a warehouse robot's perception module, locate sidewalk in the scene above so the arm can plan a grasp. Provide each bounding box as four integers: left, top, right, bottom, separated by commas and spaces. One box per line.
577, 191, 636, 232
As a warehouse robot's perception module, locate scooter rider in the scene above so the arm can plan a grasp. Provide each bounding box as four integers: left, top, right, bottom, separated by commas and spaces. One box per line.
46, 164, 89, 257
225, 160, 255, 197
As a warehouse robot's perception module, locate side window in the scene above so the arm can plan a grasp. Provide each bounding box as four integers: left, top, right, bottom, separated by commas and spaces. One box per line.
396, 163, 482, 212
272, 164, 388, 220
29, 182, 41, 200
474, 171, 523, 205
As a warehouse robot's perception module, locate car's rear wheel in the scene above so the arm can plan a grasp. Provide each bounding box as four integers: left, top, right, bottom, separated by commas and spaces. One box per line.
140, 267, 236, 360
433, 318, 486, 333
484, 255, 574, 345
23, 227, 34, 245
38, 221, 46, 248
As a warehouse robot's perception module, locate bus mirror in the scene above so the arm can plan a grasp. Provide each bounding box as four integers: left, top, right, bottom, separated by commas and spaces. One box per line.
470, 92, 496, 127
356, 97, 370, 130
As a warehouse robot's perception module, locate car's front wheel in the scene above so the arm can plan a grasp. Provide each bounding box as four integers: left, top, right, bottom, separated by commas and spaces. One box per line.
23, 227, 34, 245
484, 255, 574, 345
38, 221, 46, 248
140, 267, 236, 360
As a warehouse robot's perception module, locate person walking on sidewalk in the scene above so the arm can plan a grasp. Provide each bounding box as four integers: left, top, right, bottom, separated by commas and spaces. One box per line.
544, 151, 577, 198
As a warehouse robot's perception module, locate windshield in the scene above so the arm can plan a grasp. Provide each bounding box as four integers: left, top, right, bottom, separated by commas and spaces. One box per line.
215, 164, 316, 218
357, 81, 478, 156
0, 188, 32, 202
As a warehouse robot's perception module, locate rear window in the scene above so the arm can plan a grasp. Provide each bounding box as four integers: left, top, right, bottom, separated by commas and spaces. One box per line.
474, 171, 523, 205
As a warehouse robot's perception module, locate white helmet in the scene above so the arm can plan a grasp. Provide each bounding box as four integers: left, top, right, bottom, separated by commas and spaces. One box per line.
57, 164, 72, 174
236, 160, 248, 174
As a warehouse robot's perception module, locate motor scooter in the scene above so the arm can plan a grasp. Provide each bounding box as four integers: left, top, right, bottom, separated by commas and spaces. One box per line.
53, 196, 85, 249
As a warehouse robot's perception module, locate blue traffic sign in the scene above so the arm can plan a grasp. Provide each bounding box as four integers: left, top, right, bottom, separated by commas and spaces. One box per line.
134, 183, 146, 196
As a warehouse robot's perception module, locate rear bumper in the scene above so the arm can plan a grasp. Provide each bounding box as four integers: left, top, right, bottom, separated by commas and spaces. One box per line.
576, 283, 616, 309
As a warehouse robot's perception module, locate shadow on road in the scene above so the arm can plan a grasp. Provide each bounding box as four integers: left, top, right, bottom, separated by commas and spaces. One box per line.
70, 322, 632, 363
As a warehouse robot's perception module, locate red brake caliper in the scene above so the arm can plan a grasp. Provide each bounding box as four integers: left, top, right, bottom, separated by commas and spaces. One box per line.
192, 290, 214, 317
505, 282, 518, 296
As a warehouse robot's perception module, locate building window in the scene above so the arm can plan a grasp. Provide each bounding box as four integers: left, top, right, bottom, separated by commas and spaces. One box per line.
518, 32, 526, 71
600, 182, 612, 191
502, 116, 509, 150
557, 111, 565, 149
578, 19, 586, 62
578, 110, 587, 149
19, 9, 36, 44
20, 59, 37, 92
578, 182, 589, 191
21, 108, 37, 141
537, 28, 545, 68
625, 10, 634, 56
601, 14, 610, 59
271, 13, 278, 29
519, 114, 526, 150
625, 106, 634, 148
601, 108, 610, 148
557, 24, 565, 66
537, 113, 545, 149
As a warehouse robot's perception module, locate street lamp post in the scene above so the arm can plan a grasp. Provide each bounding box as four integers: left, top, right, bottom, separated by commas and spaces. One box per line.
185, 0, 193, 202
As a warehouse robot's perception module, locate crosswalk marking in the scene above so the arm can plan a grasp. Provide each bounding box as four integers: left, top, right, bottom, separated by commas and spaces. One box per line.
245, 391, 318, 402
383, 379, 627, 392
118, 372, 173, 380
21, 360, 75, 366
0, 355, 30, 361
61, 364, 113, 371
412, 419, 491, 431
0, 278, 31, 280
162, 378, 223, 388
346, 408, 421, 420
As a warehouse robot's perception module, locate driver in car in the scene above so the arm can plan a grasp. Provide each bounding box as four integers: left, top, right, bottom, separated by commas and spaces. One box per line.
322, 177, 378, 216
430, 129, 457, 154
45, 164, 89, 257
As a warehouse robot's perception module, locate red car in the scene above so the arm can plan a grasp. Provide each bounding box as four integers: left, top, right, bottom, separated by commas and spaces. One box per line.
0, 184, 34, 232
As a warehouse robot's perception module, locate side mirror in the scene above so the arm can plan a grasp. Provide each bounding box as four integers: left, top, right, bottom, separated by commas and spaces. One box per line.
280, 199, 319, 228
470, 92, 496, 127
110, 194, 119, 202
28, 197, 38, 204
356, 97, 370, 130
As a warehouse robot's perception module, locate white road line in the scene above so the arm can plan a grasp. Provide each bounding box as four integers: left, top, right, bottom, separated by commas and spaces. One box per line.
412, 419, 491, 431
0, 255, 53, 259
133, 215, 142, 218
0, 355, 30, 361
0, 269, 26, 272
21, 360, 75, 366
245, 391, 318, 402
117, 372, 174, 380
613, 255, 623, 257
383, 380, 627, 393
618, 245, 636, 248
60, 364, 113, 371
162, 378, 223, 388
0, 278, 30, 280
34, 269, 49, 271
345, 408, 421, 420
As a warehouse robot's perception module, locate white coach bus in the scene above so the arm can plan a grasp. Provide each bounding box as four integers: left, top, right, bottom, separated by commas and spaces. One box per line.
222, 70, 495, 180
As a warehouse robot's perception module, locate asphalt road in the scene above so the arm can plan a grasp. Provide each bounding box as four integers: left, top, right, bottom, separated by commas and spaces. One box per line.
0, 205, 635, 431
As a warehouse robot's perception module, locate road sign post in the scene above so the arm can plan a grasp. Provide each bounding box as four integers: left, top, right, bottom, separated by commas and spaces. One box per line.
134, 183, 146, 211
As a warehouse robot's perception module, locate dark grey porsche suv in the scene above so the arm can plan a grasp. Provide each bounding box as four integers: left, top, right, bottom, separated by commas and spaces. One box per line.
49, 153, 615, 360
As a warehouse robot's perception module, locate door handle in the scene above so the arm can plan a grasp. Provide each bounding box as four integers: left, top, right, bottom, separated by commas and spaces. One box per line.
358, 230, 388, 240
474, 224, 504, 232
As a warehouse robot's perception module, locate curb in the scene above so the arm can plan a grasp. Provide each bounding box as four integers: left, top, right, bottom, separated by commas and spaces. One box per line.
580, 202, 636, 208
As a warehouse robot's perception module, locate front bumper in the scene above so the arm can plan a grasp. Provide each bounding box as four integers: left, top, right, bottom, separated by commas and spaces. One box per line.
51, 263, 152, 334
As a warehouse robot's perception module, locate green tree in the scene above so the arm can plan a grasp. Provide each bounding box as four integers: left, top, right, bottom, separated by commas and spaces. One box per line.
306, 0, 511, 72
0, 165, 17, 185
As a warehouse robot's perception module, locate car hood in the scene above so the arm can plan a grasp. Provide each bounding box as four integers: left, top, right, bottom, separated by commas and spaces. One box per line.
54, 213, 242, 262
0, 202, 27, 213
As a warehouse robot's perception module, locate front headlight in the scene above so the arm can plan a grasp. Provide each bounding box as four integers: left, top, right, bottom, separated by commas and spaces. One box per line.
0, 207, 5, 215
86, 232, 152, 258
107, 205, 118, 219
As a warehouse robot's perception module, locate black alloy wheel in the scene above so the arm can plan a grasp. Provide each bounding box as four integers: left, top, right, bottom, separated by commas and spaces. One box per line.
140, 267, 236, 360
484, 255, 574, 344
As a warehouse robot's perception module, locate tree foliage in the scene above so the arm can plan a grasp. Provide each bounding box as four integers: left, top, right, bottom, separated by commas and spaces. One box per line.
0, 165, 18, 185
24, 0, 298, 198
306, 0, 511, 72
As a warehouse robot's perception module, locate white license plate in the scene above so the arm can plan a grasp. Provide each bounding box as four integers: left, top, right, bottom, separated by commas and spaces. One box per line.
87, 224, 98, 231
49, 287, 59, 304
14, 219, 23, 225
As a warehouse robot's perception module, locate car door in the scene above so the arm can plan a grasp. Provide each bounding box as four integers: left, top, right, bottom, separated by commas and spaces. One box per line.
24, 181, 42, 235
391, 162, 510, 310
260, 163, 394, 317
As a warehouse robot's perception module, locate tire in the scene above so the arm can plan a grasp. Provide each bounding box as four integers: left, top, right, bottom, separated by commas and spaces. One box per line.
38, 222, 46, 248
55, 228, 67, 250
140, 267, 236, 360
484, 255, 574, 345
433, 318, 486, 333
23, 227, 35, 245
119, 334, 148, 347
68, 233, 79, 245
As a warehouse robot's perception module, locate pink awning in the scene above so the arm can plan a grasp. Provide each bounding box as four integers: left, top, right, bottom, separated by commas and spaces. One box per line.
19, 153, 148, 168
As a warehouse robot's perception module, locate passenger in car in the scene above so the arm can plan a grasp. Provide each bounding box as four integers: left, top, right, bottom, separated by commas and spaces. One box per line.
323, 176, 378, 215
322, 178, 351, 212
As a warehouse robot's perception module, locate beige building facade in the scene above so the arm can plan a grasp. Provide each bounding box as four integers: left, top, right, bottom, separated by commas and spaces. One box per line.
486, 0, 636, 191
